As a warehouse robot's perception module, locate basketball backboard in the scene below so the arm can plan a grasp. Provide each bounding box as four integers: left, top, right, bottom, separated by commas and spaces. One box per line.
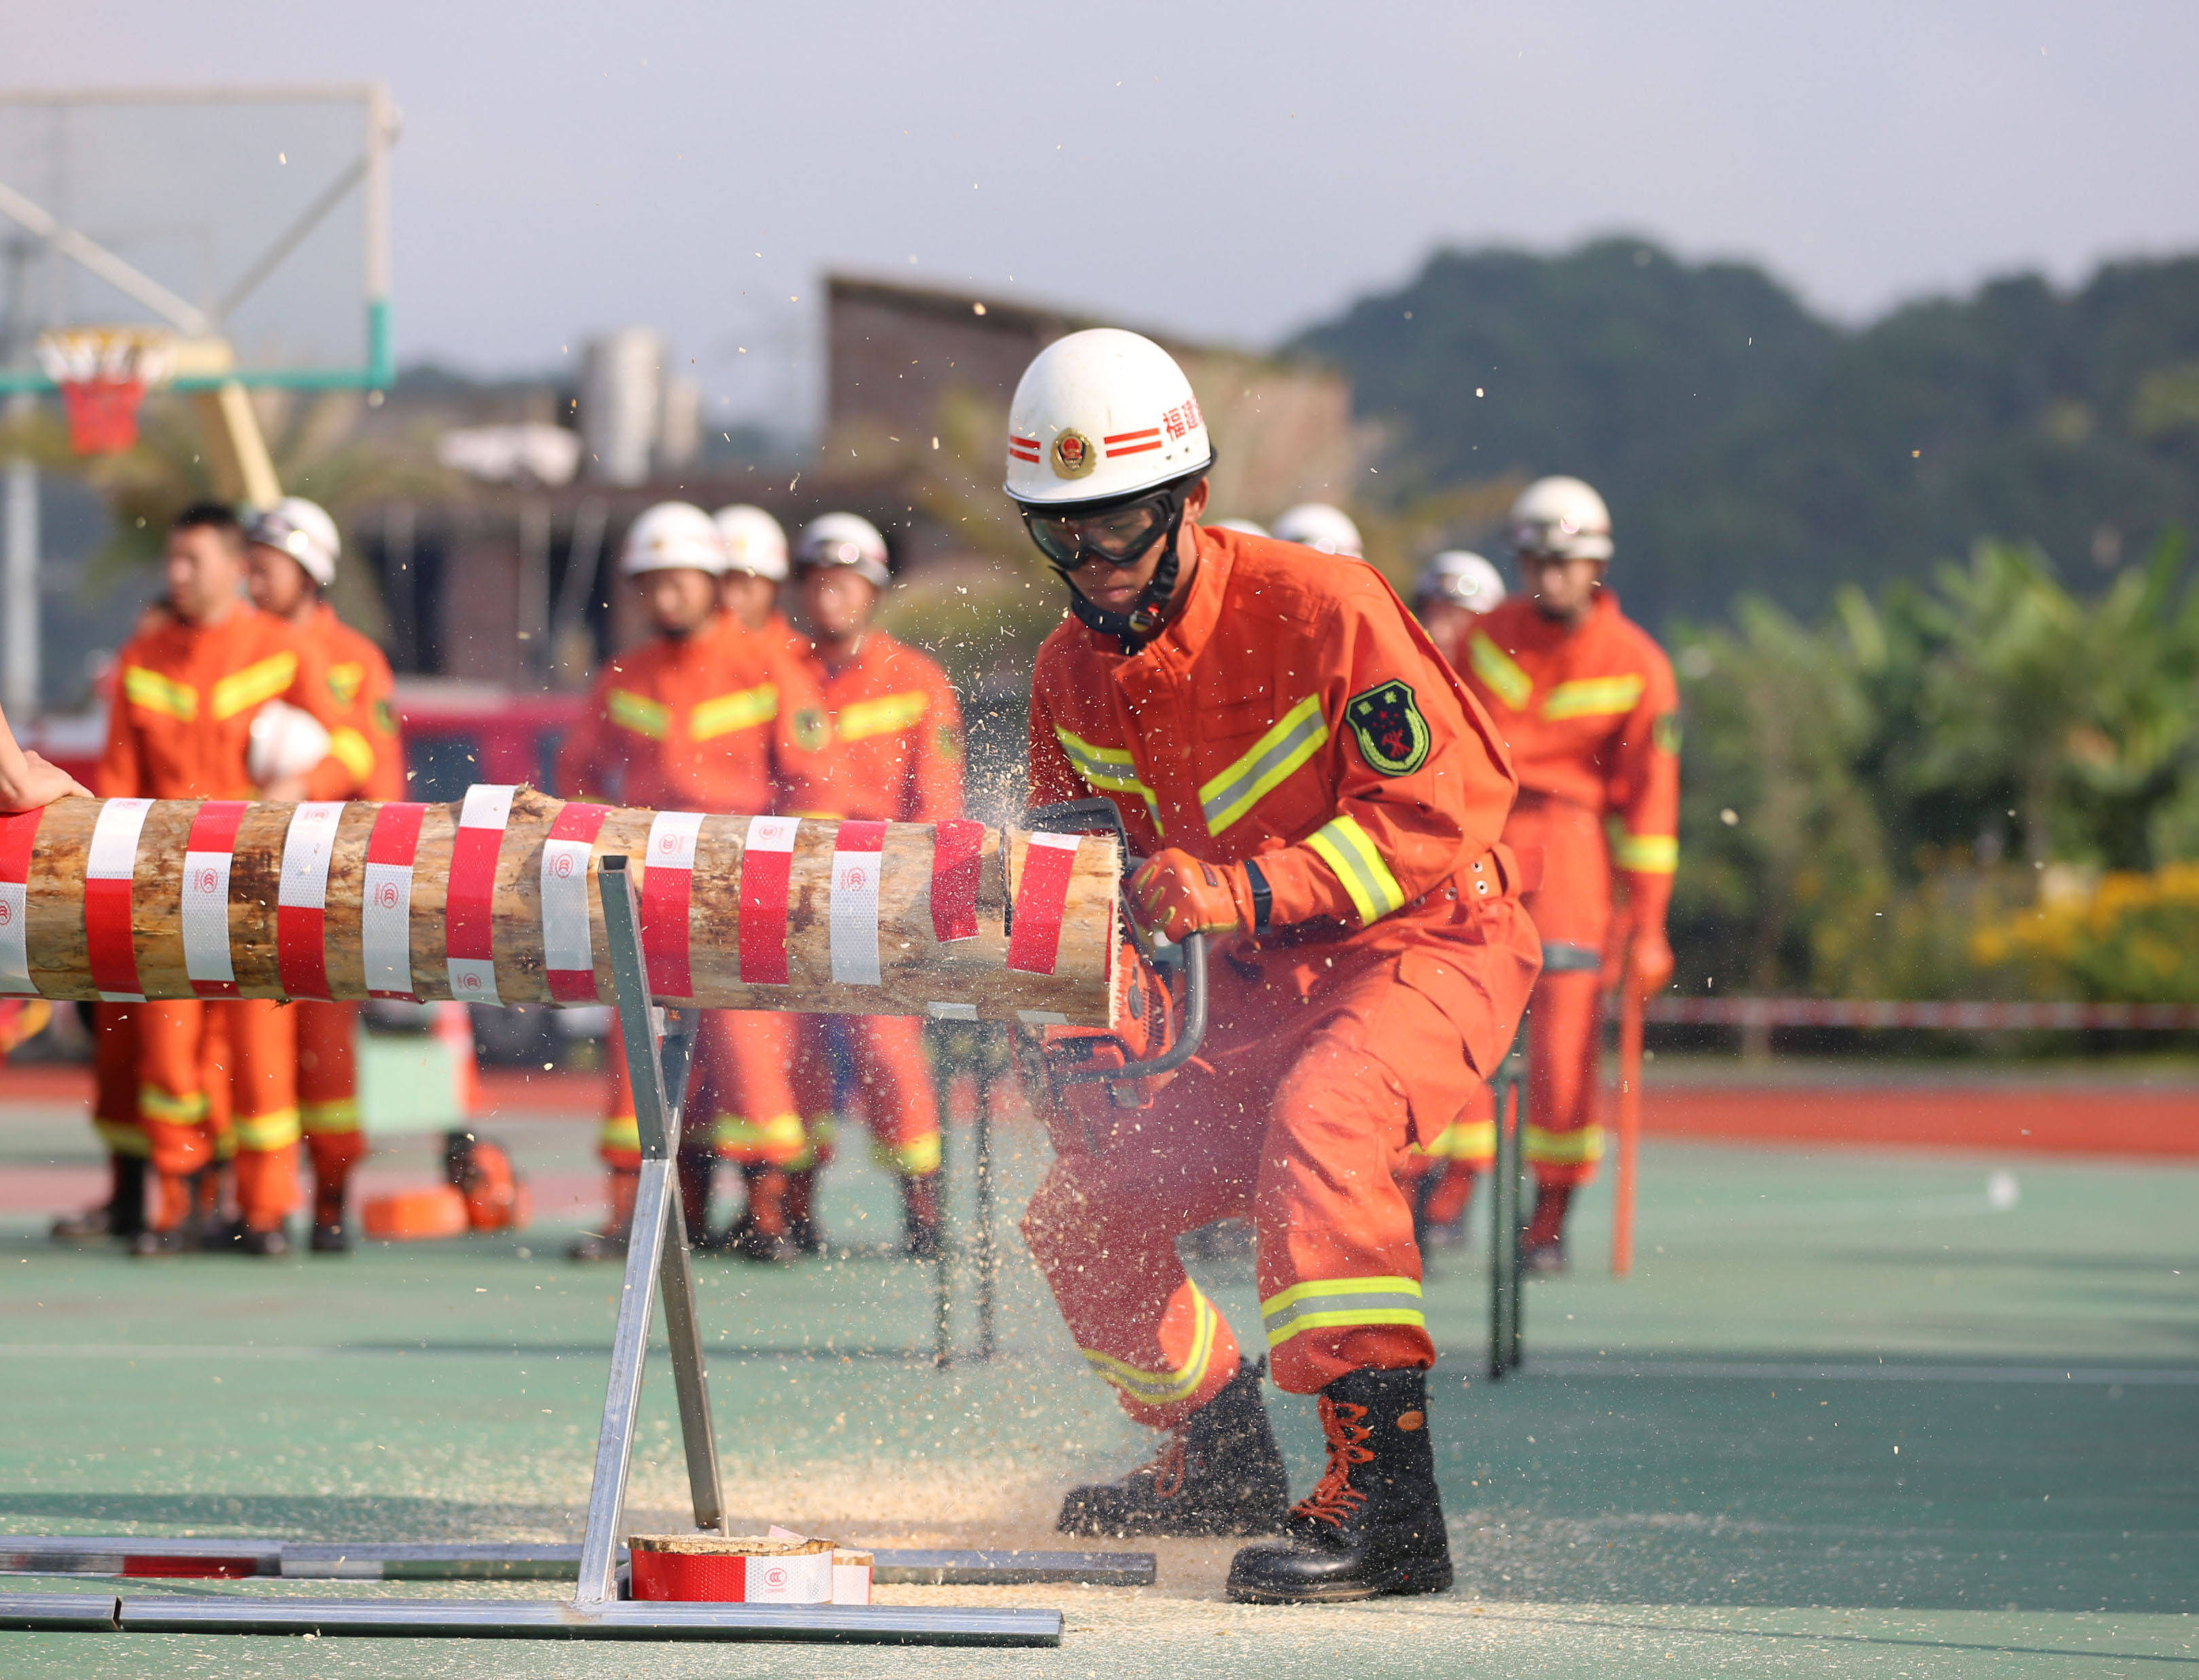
0, 84, 396, 394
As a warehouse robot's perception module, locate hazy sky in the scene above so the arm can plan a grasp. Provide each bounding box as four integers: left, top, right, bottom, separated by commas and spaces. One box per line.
10, 1, 2197, 424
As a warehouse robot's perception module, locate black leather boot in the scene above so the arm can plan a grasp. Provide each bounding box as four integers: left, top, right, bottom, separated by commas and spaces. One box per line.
1225, 1367, 1452, 1603
1057, 1359, 1289, 1537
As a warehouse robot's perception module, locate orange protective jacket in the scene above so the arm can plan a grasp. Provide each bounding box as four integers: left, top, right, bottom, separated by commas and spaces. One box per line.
556, 611, 832, 814
1457, 588, 1681, 931
301, 601, 406, 802
97, 607, 356, 801
1030, 525, 1523, 1035
802, 632, 964, 824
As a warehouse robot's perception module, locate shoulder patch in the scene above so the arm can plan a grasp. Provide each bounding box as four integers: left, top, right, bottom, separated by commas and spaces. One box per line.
1653, 711, 1682, 754
1346, 681, 1431, 777
374, 698, 398, 736
792, 706, 831, 753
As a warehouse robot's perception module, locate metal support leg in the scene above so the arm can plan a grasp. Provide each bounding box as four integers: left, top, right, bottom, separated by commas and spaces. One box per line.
1488, 1013, 1528, 1382
575, 857, 726, 1609
933, 1107, 953, 1370
973, 1059, 998, 1364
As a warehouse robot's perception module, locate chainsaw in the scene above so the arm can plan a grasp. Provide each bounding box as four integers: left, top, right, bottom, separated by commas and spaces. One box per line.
1019, 798, 1209, 1111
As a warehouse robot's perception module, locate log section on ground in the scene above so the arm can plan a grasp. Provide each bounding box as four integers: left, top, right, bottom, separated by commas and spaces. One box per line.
0, 789, 1119, 1026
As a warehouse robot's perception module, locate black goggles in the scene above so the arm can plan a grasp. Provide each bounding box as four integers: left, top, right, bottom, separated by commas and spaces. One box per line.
1021, 489, 1178, 572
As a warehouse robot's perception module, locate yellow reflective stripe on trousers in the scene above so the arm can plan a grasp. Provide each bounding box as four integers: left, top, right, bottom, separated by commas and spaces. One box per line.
1083, 1283, 1221, 1407
1525, 1123, 1605, 1165
608, 689, 670, 740
1261, 1275, 1425, 1349
1616, 832, 1679, 874
692, 683, 779, 740
328, 727, 375, 784
1304, 813, 1407, 925
139, 1084, 209, 1125
871, 1132, 941, 1176
713, 1112, 806, 1158
301, 1098, 362, 1134
210, 653, 301, 721
836, 690, 929, 743
1467, 633, 1533, 712
1053, 725, 1161, 823
599, 1115, 641, 1152
1541, 673, 1645, 720
1198, 693, 1328, 836
124, 665, 197, 721
95, 1118, 152, 1156
235, 1107, 302, 1150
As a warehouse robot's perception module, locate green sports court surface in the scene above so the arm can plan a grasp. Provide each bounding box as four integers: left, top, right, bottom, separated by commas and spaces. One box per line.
1, 1083, 2194, 1677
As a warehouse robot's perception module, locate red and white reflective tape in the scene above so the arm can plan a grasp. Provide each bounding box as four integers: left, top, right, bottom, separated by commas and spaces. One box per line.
362, 802, 426, 999
1648, 996, 2199, 1031
445, 785, 514, 1005
640, 810, 705, 998
738, 816, 798, 987
0, 809, 40, 995
930, 819, 984, 944
180, 800, 248, 998
1005, 832, 1080, 976
541, 802, 611, 1003
85, 798, 153, 1001
830, 820, 888, 987
275, 802, 345, 1001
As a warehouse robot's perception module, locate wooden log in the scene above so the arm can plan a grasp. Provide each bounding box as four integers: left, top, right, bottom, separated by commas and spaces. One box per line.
0, 788, 1121, 1027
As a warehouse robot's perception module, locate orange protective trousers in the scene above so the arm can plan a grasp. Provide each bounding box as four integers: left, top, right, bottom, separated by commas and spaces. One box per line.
789, 1015, 941, 1178
296, 1000, 368, 1210
137, 998, 301, 1231
596, 1009, 804, 1171
1023, 907, 1535, 1426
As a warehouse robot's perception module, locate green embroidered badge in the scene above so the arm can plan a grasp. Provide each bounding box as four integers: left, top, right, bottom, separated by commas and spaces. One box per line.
1346, 681, 1431, 776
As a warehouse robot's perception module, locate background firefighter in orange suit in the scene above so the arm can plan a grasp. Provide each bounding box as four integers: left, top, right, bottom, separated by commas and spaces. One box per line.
1444, 475, 1680, 1271
556, 501, 834, 1263
1006, 330, 1538, 1605
1410, 550, 1508, 674
97, 501, 362, 1256
713, 504, 802, 651
774, 511, 962, 1262
243, 497, 404, 1254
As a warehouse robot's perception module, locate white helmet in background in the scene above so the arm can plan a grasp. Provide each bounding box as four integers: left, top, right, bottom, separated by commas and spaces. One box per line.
712, 504, 788, 581
245, 497, 341, 588
794, 512, 891, 589
247, 700, 332, 785
1004, 328, 1214, 507
620, 502, 726, 575
1210, 517, 1269, 537
1272, 502, 1363, 558
1508, 476, 1613, 562
1416, 551, 1508, 616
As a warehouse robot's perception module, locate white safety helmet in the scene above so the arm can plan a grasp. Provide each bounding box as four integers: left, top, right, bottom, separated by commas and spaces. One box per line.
1004, 328, 1214, 507
1271, 502, 1363, 558
1508, 476, 1613, 562
620, 501, 726, 576
1210, 517, 1269, 537
793, 512, 891, 589
246, 700, 332, 785
1416, 551, 1508, 615
245, 497, 341, 588
712, 504, 789, 581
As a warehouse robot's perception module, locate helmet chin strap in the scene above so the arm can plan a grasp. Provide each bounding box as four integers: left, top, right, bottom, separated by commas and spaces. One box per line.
1057, 500, 1188, 653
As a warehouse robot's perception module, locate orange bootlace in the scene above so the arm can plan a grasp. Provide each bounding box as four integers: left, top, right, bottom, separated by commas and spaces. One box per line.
1147, 1433, 1189, 1500
1293, 1396, 1375, 1527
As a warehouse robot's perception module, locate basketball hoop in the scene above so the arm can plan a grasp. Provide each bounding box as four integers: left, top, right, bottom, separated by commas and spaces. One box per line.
35, 327, 177, 456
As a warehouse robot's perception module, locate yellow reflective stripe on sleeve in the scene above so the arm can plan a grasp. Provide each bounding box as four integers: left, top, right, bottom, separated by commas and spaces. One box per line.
1304, 813, 1407, 925
235, 1107, 303, 1151
1524, 1123, 1605, 1166
1616, 833, 1679, 874
607, 689, 670, 740
1467, 633, 1533, 712
598, 1116, 642, 1153
1198, 693, 1328, 836
328, 727, 375, 783
691, 683, 779, 740
1261, 1275, 1425, 1349
1542, 673, 1646, 720
210, 653, 301, 721
1083, 1284, 1221, 1407
1425, 1118, 1497, 1161
328, 662, 366, 707
836, 689, 930, 743
139, 1084, 209, 1125
300, 1098, 361, 1135
1053, 725, 1161, 821
124, 665, 197, 721
871, 1131, 942, 1177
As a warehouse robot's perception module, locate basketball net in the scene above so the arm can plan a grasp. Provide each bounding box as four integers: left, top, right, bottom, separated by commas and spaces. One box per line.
34, 328, 178, 456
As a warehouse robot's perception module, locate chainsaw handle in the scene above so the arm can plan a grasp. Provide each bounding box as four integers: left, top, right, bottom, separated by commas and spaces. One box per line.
1053, 931, 1208, 1086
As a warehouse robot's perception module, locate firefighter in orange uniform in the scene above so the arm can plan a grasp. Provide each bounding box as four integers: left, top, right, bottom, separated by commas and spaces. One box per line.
1006, 331, 1537, 1604
1448, 476, 1679, 1269
776, 513, 961, 1261
713, 504, 800, 650
243, 497, 404, 1253
556, 502, 833, 1261
97, 502, 361, 1256
1410, 550, 1507, 674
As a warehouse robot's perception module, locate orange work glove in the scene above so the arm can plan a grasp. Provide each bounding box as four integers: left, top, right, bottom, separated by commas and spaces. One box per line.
1627, 925, 1675, 999
1128, 848, 1255, 940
